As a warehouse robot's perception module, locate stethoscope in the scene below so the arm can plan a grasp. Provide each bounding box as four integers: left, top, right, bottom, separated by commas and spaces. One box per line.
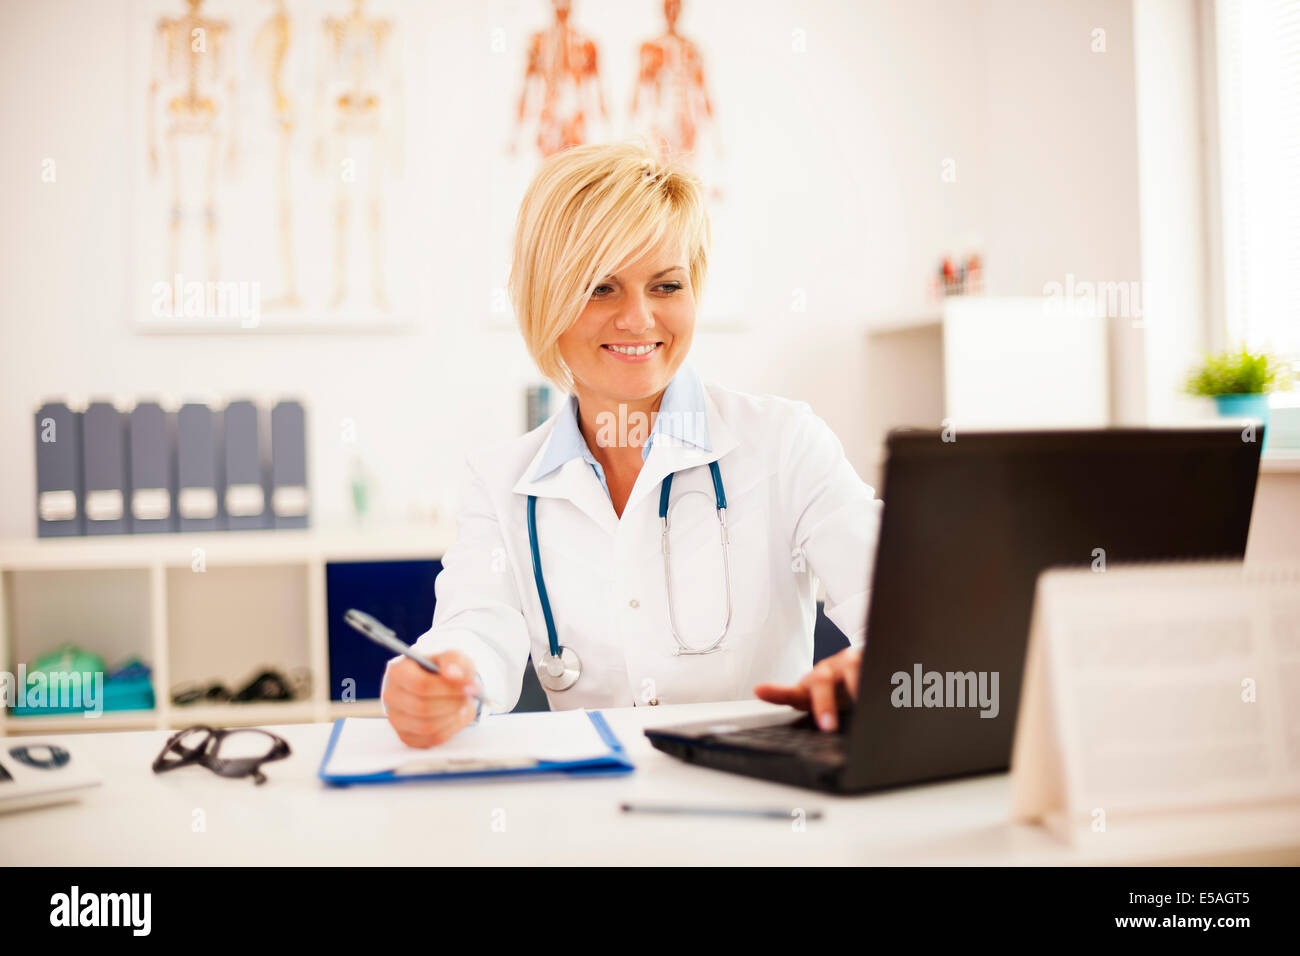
527, 460, 733, 692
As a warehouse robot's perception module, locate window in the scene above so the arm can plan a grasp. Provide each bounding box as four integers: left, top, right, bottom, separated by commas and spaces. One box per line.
1215, 0, 1300, 356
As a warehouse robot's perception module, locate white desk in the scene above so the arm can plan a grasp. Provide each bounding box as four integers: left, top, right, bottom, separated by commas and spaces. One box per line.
2, 701, 1297, 866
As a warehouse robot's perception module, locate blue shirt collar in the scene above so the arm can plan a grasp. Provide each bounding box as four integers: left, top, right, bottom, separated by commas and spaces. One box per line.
531, 363, 712, 482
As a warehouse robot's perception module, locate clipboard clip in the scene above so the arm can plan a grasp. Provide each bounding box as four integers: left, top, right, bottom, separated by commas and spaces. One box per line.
394, 756, 540, 776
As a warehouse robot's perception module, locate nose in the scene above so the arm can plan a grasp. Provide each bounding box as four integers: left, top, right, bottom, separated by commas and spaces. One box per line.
614, 290, 655, 335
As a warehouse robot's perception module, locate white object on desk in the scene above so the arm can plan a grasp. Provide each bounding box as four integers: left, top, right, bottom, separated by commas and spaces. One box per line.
1011, 561, 1300, 845
0, 740, 101, 815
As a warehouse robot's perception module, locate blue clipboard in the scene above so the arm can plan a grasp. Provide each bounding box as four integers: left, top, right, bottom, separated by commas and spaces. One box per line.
318, 711, 634, 786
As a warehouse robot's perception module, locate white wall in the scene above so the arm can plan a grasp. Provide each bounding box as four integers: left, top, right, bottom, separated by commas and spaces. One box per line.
975, 0, 1146, 424
0, 0, 1149, 538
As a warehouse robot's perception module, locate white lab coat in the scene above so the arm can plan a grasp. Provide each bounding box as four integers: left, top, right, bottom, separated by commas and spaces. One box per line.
386, 382, 881, 713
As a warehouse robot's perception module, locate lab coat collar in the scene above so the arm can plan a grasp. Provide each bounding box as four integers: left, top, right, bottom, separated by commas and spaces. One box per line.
529, 363, 712, 483
511, 374, 739, 532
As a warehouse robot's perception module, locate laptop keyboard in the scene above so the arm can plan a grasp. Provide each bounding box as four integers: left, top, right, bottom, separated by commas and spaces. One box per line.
712, 716, 849, 763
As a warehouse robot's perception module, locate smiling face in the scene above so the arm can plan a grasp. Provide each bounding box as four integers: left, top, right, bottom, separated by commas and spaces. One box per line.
557, 235, 695, 409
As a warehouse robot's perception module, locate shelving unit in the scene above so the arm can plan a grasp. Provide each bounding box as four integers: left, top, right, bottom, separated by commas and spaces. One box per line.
0, 525, 455, 736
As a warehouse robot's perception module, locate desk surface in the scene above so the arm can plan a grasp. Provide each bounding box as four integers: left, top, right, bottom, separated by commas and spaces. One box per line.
3, 701, 1298, 866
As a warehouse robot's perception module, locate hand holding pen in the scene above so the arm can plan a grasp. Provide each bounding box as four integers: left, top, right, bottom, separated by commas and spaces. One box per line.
345, 609, 485, 749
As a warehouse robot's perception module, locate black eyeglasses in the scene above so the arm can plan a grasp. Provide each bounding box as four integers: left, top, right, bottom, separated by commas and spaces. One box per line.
152, 726, 291, 785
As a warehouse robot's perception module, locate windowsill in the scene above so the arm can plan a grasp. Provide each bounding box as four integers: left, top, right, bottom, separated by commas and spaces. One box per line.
1260, 449, 1300, 473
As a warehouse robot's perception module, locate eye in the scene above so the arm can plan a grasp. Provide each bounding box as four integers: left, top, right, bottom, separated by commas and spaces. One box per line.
657, 282, 683, 294
591, 284, 613, 296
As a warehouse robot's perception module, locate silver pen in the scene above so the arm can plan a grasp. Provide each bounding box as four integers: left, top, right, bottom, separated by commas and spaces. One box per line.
344, 609, 484, 703
620, 802, 823, 821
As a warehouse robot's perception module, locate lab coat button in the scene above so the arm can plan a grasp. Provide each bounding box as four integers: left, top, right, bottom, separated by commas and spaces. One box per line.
628, 599, 640, 608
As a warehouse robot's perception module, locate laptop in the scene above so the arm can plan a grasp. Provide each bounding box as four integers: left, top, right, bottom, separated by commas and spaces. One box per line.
644, 427, 1263, 794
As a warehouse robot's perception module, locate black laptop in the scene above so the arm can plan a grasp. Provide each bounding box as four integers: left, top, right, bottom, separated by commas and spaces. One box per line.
644, 427, 1263, 794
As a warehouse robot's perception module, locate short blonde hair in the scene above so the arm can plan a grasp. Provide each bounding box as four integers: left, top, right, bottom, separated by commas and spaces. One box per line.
508, 139, 711, 392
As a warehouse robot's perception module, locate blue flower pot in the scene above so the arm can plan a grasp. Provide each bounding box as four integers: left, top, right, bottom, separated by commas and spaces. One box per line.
1213, 393, 1270, 452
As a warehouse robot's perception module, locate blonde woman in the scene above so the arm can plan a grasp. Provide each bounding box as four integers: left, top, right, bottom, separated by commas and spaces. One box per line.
382, 141, 880, 746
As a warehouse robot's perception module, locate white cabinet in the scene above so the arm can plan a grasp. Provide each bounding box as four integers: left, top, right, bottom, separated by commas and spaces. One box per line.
0, 526, 455, 735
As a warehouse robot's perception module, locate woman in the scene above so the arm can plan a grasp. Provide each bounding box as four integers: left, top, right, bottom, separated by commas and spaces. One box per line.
382, 140, 880, 746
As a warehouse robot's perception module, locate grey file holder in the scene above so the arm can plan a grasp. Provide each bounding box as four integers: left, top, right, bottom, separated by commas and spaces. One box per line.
81, 402, 130, 536
176, 403, 223, 532
223, 400, 269, 530
270, 400, 309, 529
129, 401, 175, 533
34, 402, 83, 537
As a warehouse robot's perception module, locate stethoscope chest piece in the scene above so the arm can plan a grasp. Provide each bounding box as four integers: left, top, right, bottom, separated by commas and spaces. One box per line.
536, 645, 582, 691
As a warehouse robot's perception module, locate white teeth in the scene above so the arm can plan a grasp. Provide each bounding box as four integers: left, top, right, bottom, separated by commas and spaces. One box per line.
607, 344, 657, 356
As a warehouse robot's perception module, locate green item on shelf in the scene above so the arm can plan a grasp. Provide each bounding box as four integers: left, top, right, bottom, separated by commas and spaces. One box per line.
9, 645, 154, 718
28, 643, 106, 678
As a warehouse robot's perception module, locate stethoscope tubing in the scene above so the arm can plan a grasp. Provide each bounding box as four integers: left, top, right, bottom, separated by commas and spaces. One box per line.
528, 460, 732, 687
660, 462, 731, 655
526, 493, 561, 659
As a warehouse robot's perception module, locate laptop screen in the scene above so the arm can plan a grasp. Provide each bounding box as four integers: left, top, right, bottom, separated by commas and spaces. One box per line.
845, 427, 1261, 790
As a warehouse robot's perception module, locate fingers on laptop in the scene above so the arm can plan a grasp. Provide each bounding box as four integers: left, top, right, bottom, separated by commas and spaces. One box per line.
752, 648, 862, 732
808, 660, 842, 731
751, 682, 808, 707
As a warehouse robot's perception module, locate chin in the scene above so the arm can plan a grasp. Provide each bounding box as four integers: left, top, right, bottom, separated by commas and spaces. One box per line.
597, 356, 670, 388
606, 377, 668, 403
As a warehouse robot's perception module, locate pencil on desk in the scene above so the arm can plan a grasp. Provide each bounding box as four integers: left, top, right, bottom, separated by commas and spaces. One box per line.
620, 802, 823, 821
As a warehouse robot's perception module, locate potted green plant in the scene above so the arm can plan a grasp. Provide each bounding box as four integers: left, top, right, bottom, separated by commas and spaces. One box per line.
1183, 346, 1294, 450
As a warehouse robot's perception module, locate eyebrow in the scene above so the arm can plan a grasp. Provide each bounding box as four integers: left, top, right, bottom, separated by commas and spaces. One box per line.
602, 266, 686, 280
